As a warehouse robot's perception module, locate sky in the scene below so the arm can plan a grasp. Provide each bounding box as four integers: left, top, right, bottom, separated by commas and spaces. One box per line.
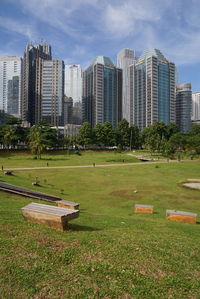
0, 0, 200, 91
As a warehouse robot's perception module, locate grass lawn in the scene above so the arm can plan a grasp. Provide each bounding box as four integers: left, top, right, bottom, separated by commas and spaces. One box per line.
0, 157, 200, 298
0, 150, 139, 169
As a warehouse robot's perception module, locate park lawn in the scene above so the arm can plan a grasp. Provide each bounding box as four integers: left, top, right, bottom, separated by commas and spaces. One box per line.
0, 150, 139, 169
0, 161, 200, 298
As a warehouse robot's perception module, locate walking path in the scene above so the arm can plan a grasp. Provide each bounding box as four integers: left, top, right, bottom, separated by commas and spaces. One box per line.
4, 159, 198, 172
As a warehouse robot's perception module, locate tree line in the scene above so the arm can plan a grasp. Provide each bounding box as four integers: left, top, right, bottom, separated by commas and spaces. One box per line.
0, 119, 200, 158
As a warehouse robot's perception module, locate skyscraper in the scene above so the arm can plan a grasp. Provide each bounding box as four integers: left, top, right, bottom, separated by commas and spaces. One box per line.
63, 96, 73, 125
192, 92, 200, 121
129, 49, 176, 130
117, 49, 135, 123
21, 41, 52, 125
82, 56, 122, 127
0, 56, 22, 117
65, 65, 82, 103
41, 60, 64, 126
176, 83, 192, 132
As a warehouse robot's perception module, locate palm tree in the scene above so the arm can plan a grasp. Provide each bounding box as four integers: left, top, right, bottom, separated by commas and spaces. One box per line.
28, 126, 45, 159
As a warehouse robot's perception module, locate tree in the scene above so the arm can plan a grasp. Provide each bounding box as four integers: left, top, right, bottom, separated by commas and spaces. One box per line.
169, 132, 187, 151
28, 125, 46, 159
116, 119, 130, 148
76, 122, 94, 147
94, 122, 115, 146
130, 125, 141, 149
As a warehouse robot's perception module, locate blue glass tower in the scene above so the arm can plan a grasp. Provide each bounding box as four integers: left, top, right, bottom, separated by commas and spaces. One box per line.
82, 56, 122, 127
129, 49, 176, 130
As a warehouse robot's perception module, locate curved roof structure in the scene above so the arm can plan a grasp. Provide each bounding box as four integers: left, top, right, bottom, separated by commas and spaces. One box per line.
92, 56, 114, 66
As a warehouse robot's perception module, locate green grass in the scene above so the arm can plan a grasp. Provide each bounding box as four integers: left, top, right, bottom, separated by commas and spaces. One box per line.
0, 150, 139, 169
0, 155, 200, 298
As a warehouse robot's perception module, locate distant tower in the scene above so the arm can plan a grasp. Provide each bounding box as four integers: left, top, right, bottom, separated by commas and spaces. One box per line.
65, 64, 82, 103
0, 56, 22, 117
82, 56, 122, 127
129, 49, 176, 130
41, 60, 64, 126
176, 83, 192, 132
63, 96, 73, 125
21, 41, 52, 125
117, 49, 135, 124
192, 92, 200, 121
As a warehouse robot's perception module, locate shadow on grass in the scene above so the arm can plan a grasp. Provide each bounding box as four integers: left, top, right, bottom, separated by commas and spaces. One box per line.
69, 223, 100, 231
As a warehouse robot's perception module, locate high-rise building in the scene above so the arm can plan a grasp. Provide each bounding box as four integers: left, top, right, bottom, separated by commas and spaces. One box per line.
21, 41, 52, 125
82, 56, 122, 127
176, 83, 192, 132
0, 56, 22, 117
117, 49, 135, 123
41, 60, 64, 126
63, 96, 73, 125
129, 49, 176, 130
192, 92, 200, 121
65, 64, 82, 103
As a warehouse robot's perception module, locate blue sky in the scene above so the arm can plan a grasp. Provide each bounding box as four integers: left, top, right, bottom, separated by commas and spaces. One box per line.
0, 0, 200, 91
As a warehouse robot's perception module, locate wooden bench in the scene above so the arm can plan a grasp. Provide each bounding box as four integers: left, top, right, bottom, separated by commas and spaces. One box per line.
135, 204, 154, 214
21, 202, 79, 231
166, 210, 197, 224
4, 170, 13, 175
56, 200, 79, 210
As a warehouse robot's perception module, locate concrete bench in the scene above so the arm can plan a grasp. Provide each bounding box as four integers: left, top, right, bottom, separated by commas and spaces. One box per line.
21, 202, 79, 231
56, 200, 79, 210
166, 210, 197, 224
135, 204, 154, 214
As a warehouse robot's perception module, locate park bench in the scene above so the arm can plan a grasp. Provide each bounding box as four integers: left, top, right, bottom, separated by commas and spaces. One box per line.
4, 170, 13, 175
56, 200, 79, 210
21, 202, 79, 231
135, 204, 154, 214
166, 210, 197, 224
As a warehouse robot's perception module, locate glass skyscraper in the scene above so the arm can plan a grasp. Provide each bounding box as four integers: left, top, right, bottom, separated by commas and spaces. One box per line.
82, 56, 122, 127
129, 49, 176, 130
176, 83, 192, 132
0, 56, 22, 117
117, 49, 135, 124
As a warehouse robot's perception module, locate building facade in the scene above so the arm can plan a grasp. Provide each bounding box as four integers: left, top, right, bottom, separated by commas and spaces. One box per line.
176, 83, 192, 132
129, 49, 176, 130
117, 48, 135, 123
63, 96, 73, 125
41, 60, 64, 126
0, 56, 22, 117
21, 41, 52, 125
65, 64, 82, 103
192, 92, 200, 121
82, 56, 122, 127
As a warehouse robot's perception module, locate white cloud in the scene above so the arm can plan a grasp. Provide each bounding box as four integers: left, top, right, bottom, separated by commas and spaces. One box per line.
0, 16, 38, 40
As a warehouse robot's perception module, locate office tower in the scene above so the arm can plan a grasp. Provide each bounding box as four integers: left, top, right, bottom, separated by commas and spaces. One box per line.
82, 56, 122, 127
192, 92, 200, 121
41, 60, 64, 126
21, 41, 52, 125
65, 64, 82, 103
63, 96, 73, 125
176, 83, 192, 132
129, 49, 176, 130
0, 56, 22, 117
72, 101, 82, 125
117, 49, 135, 123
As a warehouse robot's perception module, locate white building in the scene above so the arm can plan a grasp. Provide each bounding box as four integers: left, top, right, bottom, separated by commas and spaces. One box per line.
0, 56, 22, 117
192, 92, 200, 121
117, 49, 135, 124
64, 64, 82, 103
